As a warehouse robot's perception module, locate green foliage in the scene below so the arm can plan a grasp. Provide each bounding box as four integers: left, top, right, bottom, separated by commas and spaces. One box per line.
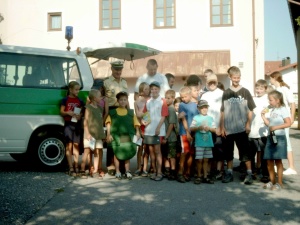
296, 16, 300, 26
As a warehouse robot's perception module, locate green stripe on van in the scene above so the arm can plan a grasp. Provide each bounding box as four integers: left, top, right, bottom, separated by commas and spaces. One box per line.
0, 87, 88, 115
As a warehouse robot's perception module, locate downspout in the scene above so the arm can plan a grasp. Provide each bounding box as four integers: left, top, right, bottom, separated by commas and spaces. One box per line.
252, 0, 256, 94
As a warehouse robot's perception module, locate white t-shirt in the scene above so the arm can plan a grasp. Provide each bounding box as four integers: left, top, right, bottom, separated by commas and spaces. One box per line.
201, 88, 223, 128
135, 73, 170, 97
248, 94, 269, 138
276, 86, 295, 116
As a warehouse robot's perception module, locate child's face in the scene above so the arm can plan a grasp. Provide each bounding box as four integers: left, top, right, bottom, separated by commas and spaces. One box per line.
189, 86, 199, 100
118, 96, 128, 108
255, 86, 266, 97
229, 73, 241, 87
70, 85, 80, 97
268, 95, 279, 107
150, 86, 160, 98
94, 91, 101, 102
174, 102, 180, 112
180, 92, 192, 103
198, 106, 208, 115
207, 81, 218, 91
165, 94, 174, 106
143, 85, 150, 96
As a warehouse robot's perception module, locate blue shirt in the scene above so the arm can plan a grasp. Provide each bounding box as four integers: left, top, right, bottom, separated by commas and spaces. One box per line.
178, 102, 198, 135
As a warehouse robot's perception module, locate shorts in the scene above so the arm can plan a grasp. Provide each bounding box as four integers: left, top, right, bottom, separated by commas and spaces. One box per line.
212, 135, 225, 161
180, 135, 194, 154
264, 135, 287, 160
222, 131, 251, 162
64, 122, 81, 143
83, 138, 103, 149
144, 135, 161, 145
195, 147, 213, 159
162, 141, 177, 158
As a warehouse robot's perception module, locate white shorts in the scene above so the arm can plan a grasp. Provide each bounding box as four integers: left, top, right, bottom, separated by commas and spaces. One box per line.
83, 138, 103, 149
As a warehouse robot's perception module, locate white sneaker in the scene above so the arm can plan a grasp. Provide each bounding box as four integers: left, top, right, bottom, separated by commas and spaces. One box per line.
283, 168, 298, 175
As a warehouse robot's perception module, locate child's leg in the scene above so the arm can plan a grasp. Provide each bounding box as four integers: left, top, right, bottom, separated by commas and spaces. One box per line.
136, 145, 143, 171
142, 145, 149, 173
203, 158, 209, 178
275, 159, 283, 186
98, 148, 103, 172
80, 147, 90, 171
125, 160, 130, 172
154, 144, 162, 175
66, 142, 74, 169
149, 144, 157, 174
178, 153, 186, 175
73, 143, 80, 170
196, 159, 203, 177
114, 155, 120, 174
185, 153, 193, 178
267, 160, 275, 184
256, 151, 261, 169
170, 158, 176, 171
93, 149, 99, 173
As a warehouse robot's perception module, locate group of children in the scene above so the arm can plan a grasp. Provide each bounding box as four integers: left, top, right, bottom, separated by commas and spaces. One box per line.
60, 66, 295, 190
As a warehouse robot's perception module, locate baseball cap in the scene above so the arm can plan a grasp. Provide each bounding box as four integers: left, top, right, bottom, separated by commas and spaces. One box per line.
149, 81, 160, 88
197, 99, 209, 108
91, 79, 104, 89
206, 74, 218, 83
116, 91, 128, 99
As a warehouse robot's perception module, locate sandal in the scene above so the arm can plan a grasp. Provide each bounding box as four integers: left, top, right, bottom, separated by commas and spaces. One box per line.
98, 170, 105, 178
263, 181, 273, 189
125, 171, 133, 180
272, 183, 282, 191
155, 173, 163, 181
92, 172, 102, 179
67, 167, 77, 177
79, 171, 88, 179
194, 177, 201, 185
115, 172, 122, 180
202, 178, 214, 184
150, 173, 157, 180
141, 171, 148, 177
134, 170, 141, 176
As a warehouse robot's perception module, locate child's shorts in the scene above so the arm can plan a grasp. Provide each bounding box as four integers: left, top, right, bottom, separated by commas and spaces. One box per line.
264, 135, 287, 160
144, 135, 161, 145
64, 122, 81, 143
83, 138, 103, 149
195, 147, 213, 159
162, 141, 177, 158
180, 135, 194, 154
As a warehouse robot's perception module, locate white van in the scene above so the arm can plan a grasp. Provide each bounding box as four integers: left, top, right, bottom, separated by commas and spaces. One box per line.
0, 45, 94, 167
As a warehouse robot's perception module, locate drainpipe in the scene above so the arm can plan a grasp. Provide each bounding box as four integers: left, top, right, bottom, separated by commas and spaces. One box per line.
252, 0, 256, 94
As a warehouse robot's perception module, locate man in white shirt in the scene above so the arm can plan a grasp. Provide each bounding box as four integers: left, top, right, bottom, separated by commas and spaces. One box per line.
134, 59, 169, 100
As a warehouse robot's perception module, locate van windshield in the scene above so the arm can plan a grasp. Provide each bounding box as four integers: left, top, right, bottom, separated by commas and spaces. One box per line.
0, 52, 81, 88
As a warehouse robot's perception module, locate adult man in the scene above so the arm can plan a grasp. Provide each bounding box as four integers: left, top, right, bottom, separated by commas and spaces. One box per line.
134, 59, 169, 100
104, 60, 128, 175
165, 73, 175, 89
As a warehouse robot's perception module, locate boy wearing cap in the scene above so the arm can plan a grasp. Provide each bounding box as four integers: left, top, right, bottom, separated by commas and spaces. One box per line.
201, 73, 224, 180
220, 66, 256, 185
143, 81, 169, 181
190, 100, 216, 184
105, 91, 141, 180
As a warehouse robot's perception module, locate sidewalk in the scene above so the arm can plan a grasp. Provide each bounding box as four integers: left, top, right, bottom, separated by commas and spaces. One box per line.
26, 129, 300, 225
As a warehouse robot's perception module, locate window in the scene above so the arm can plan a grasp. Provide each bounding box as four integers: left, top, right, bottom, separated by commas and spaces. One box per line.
211, 0, 233, 27
100, 0, 121, 30
154, 0, 176, 28
48, 12, 62, 31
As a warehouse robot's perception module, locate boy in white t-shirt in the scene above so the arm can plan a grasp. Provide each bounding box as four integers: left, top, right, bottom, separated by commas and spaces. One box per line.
248, 79, 270, 181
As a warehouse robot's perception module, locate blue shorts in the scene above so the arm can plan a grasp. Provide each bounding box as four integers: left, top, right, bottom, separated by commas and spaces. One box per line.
64, 122, 81, 144
264, 135, 287, 160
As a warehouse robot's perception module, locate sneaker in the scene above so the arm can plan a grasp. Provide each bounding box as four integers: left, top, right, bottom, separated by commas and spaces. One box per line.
222, 172, 233, 183
125, 171, 133, 180
115, 172, 122, 180
244, 174, 253, 185
283, 168, 297, 175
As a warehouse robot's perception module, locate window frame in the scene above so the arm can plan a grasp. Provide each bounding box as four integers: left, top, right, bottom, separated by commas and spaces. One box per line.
153, 0, 176, 29
47, 12, 62, 31
99, 0, 121, 30
210, 0, 233, 27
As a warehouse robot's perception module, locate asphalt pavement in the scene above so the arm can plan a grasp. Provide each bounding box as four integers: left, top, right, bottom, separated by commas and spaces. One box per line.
22, 127, 300, 225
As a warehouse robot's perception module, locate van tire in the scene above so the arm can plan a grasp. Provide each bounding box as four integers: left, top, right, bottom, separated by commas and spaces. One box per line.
32, 133, 66, 168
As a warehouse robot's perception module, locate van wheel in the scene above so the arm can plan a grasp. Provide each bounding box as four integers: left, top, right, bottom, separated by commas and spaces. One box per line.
34, 133, 66, 167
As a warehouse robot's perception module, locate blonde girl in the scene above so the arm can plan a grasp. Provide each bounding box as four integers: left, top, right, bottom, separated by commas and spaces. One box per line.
261, 90, 291, 190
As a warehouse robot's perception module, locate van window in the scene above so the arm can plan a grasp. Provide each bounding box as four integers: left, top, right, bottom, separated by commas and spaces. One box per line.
0, 52, 81, 88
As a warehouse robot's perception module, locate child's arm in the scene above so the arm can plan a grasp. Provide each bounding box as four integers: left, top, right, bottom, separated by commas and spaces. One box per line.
155, 117, 165, 136
245, 110, 253, 134
162, 123, 174, 144
60, 105, 75, 117
105, 116, 113, 143
261, 109, 270, 126
83, 109, 91, 139
220, 112, 226, 137
182, 117, 192, 141
134, 100, 143, 119
270, 117, 291, 131
103, 96, 109, 125
290, 102, 296, 124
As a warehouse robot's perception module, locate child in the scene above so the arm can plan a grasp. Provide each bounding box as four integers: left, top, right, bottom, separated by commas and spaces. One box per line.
143, 81, 168, 181
81, 89, 106, 179
91, 79, 109, 124
248, 79, 270, 182
261, 90, 291, 190
60, 81, 84, 176
269, 71, 297, 175
177, 86, 198, 183
201, 74, 224, 180
220, 66, 256, 185
174, 97, 182, 170
161, 89, 178, 180
105, 91, 141, 180
134, 82, 150, 176
190, 100, 216, 184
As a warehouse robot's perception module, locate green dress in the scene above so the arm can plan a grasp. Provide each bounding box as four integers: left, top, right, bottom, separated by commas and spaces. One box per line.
109, 108, 137, 160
